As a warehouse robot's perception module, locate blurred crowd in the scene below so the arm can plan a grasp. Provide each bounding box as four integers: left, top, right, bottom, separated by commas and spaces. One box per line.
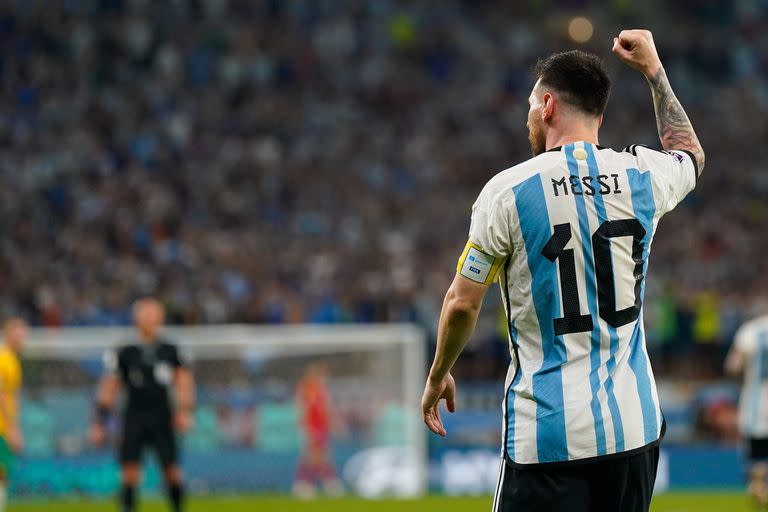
0, 0, 767, 376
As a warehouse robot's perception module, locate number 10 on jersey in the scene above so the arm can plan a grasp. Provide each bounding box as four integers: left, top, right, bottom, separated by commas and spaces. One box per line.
541, 218, 647, 335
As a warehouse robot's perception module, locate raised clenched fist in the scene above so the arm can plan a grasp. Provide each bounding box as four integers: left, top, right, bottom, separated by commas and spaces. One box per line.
612, 29, 663, 78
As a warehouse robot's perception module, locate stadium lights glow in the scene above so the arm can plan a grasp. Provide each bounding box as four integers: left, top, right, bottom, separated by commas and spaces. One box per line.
569, 16, 594, 43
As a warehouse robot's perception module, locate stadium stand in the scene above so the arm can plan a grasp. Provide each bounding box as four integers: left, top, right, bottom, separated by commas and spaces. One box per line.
0, 0, 763, 382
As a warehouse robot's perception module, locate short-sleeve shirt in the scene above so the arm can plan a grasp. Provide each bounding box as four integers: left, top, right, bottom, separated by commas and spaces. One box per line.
456, 142, 697, 465
733, 315, 768, 437
0, 345, 21, 437
104, 338, 185, 415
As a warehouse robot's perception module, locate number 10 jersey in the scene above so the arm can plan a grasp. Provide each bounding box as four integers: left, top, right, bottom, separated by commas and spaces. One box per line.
458, 141, 698, 465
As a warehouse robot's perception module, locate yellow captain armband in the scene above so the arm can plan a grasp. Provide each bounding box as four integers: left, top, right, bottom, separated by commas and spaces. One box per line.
456, 241, 505, 285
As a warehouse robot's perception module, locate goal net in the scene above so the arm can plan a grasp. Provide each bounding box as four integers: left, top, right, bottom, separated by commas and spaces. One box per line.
17, 324, 427, 498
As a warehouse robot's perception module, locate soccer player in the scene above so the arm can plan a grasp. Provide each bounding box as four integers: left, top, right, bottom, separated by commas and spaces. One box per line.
725, 309, 768, 507
89, 298, 195, 512
293, 363, 344, 498
421, 30, 705, 512
0, 318, 27, 512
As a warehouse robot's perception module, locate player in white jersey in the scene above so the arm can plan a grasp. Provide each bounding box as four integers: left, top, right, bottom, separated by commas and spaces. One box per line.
726, 312, 768, 507
421, 30, 705, 512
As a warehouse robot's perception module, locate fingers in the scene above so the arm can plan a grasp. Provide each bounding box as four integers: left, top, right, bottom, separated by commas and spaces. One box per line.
617, 29, 641, 43
612, 29, 660, 76
445, 382, 456, 413
422, 396, 447, 437
423, 407, 445, 437
421, 375, 456, 437
611, 37, 632, 60
432, 403, 446, 437
422, 392, 440, 435
615, 30, 646, 50
618, 29, 652, 42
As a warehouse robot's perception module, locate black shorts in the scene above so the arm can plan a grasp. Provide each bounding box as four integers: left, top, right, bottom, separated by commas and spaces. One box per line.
747, 438, 768, 462
494, 446, 659, 512
119, 412, 178, 467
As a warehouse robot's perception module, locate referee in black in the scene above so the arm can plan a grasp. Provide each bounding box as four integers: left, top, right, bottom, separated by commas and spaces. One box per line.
89, 298, 195, 512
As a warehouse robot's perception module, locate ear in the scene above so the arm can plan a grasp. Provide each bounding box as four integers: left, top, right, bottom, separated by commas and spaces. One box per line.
541, 92, 555, 121
597, 113, 604, 128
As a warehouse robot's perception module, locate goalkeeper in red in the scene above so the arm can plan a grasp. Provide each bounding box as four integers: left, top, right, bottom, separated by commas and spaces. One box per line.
422, 30, 704, 511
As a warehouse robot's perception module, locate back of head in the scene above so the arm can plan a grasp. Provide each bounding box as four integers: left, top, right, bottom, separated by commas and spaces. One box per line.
535, 50, 611, 117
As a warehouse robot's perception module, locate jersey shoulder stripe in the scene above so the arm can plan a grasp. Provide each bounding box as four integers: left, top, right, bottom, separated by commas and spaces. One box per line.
582, 143, 625, 452
622, 144, 698, 183
621, 144, 666, 156
564, 144, 608, 456
512, 173, 568, 463
627, 167, 661, 444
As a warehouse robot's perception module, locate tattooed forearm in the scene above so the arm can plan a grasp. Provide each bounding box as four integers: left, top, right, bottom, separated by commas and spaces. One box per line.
647, 67, 705, 172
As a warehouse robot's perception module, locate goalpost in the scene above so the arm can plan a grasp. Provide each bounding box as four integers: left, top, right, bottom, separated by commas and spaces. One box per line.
18, 324, 427, 498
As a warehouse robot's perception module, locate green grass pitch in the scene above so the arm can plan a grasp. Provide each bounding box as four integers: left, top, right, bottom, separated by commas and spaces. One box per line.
6, 492, 751, 512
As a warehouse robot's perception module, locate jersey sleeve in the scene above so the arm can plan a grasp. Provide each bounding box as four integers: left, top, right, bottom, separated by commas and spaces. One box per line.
168, 344, 187, 369
106, 347, 131, 383
628, 145, 697, 215
457, 180, 511, 285
661, 149, 698, 212
734, 325, 756, 355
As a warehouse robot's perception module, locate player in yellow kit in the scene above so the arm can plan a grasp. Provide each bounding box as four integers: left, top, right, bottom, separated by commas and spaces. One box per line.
0, 318, 26, 512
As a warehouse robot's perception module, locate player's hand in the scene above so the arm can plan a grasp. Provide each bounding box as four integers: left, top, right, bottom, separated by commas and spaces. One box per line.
611, 29, 662, 78
421, 373, 456, 437
88, 422, 107, 446
7, 425, 23, 453
174, 410, 194, 434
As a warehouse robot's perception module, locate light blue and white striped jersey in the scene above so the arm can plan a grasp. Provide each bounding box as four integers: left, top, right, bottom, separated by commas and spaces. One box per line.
458, 141, 697, 465
734, 316, 768, 438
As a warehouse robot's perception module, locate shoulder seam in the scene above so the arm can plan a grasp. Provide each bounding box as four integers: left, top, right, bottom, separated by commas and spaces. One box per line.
622, 144, 667, 156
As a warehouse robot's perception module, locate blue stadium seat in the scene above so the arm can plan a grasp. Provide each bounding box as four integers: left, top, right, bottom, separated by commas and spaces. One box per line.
255, 403, 301, 452
184, 406, 220, 454
19, 402, 55, 457
373, 402, 408, 446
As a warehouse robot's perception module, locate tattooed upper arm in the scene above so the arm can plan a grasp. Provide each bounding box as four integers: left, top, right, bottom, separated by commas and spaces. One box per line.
647, 67, 705, 173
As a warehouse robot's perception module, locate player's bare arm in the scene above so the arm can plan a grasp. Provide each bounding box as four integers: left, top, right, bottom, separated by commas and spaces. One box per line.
5, 395, 21, 454
0, 380, 21, 453
612, 29, 705, 173
725, 347, 745, 377
89, 373, 120, 445
422, 274, 489, 437
173, 367, 196, 433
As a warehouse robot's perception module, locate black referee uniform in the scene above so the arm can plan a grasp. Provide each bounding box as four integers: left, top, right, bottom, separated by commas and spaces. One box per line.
106, 339, 185, 466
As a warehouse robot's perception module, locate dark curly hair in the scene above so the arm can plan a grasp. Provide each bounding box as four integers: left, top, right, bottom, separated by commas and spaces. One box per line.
534, 50, 611, 116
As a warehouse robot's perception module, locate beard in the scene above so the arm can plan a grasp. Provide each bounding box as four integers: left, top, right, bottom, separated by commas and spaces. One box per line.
528, 119, 546, 157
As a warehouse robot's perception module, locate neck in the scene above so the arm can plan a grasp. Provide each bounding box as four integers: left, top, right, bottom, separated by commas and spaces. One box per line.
545, 125, 600, 151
